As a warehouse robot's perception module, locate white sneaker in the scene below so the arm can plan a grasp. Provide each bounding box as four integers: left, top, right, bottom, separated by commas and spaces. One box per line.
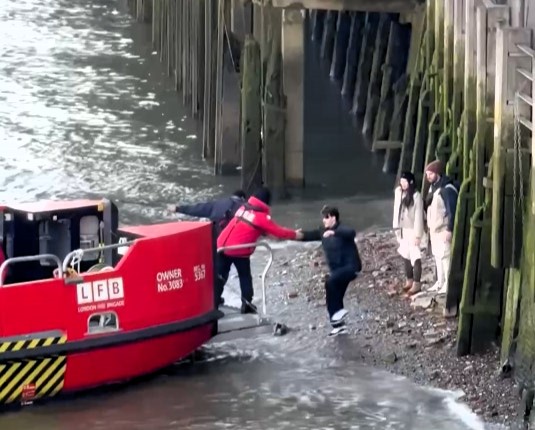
329, 326, 348, 337
437, 285, 447, 295
331, 309, 349, 323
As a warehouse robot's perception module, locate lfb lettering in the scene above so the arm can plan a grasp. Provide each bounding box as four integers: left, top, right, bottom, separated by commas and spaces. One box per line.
242, 211, 255, 223
77, 278, 124, 304
235, 208, 255, 223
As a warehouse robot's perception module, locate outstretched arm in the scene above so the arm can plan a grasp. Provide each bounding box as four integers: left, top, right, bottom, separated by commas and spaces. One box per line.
175, 201, 215, 219
257, 215, 299, 240
300, 228, 323, 242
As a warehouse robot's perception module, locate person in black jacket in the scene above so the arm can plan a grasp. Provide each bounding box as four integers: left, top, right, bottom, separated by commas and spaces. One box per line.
166, 190, 246, 236
298, 206, 362, 336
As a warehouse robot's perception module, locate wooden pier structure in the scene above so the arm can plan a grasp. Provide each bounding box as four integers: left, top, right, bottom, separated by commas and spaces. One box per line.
126, 0, 535, 421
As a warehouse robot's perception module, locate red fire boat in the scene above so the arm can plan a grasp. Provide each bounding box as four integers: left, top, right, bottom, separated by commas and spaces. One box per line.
0, 198, 263, 407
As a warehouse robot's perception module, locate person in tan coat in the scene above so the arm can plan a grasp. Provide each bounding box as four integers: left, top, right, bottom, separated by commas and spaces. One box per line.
393, 171, 425, 296
424, 160, 459, 295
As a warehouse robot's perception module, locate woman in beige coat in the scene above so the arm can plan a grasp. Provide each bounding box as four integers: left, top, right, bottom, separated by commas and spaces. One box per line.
392, 171, 425, 296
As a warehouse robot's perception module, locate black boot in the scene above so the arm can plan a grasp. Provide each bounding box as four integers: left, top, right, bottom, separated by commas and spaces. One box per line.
240, 302, 258, 314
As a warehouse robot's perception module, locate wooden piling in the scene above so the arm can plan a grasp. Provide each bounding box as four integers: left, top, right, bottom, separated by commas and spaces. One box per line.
131, 0, 152, 23
455, 3, 510, 355
462, 0, 477, 180
159, 0, 167, 65
239, 35, 262, 195
195, 0, 206, 118
184, 0, 193, 106
411, 81, 432, 186
203, 0, 217, 160
320, 10, 337, 64
352, 12, 379, 117
449, 0, 464, 180
177, 1, 182, 80
151, 0, 159, 49
191, 0, 199, 116
492, 28, 532, 269
341, 12, 365, 102
500, 268, 521, 365
433, 0, 444, 126
382, 23, 412, 174
382, 75, 409, 174
263, 8, 286, 198
446, 0, 478, 314
410, 0, 435, 188
424, 0, 434, 71
363, 13, 392, 139
398, 12, 426, 176
311, 9, 326, 42
213, 0, 225, 174
168, 0, 175, 78
515, 204, 535, 400
398, 72, 422, 175
431, 0, 450, 168
372, 20, 410, 154
442, 0, 454, 152
329, 11, 351, 83
371, 20, 401, 146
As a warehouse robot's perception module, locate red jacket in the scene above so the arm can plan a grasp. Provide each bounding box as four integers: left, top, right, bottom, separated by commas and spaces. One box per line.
217, 196, 297, 257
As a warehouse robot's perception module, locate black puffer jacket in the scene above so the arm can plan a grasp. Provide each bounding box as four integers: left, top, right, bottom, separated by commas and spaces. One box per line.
301, 223, 362, 273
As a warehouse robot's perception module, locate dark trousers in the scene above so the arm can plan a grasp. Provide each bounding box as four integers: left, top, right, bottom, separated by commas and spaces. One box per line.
325, 267, 357, 319
216, 254, 254, 305
403, 258, 422, 282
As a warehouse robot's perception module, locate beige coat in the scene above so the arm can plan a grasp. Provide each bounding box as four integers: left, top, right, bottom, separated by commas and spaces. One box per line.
393, 187, 424, 240
427, 186, 451, 235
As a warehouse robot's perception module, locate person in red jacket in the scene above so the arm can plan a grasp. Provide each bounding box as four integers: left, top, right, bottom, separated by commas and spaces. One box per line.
216, 187, 302, 314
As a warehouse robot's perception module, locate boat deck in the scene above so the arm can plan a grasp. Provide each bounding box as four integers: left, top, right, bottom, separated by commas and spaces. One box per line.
212, 305, 275, 341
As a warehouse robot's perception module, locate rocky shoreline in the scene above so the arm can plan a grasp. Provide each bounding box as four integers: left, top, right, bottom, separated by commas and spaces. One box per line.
262, 231, 518, 428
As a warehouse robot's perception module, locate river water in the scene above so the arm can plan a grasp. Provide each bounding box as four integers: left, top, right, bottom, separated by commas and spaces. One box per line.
0, 0, 492, 428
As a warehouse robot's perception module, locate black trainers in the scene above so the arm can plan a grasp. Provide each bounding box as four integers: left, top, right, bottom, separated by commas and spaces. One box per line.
240, 303, 258, 314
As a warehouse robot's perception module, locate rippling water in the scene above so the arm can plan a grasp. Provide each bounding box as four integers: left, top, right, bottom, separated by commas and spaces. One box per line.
0, 0, 396, 230
0, 333, 487, 430
0, 0, 492, 429
0, 0, 236, 225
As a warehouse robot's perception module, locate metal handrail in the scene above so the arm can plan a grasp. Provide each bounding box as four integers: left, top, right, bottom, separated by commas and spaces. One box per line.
0, 254, 63, 287
62, 240, 137, 272
217, 241, 273, 315
517, 44, 535, 59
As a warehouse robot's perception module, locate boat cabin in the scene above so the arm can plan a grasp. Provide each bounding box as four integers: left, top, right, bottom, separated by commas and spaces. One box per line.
0, 199, 119, 285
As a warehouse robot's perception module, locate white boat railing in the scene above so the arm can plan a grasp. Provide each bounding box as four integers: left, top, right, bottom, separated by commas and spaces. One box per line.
0, 240, 274, 315
0, 254, 63, 287
217, 241, 273, 315
62, 240, 137, 272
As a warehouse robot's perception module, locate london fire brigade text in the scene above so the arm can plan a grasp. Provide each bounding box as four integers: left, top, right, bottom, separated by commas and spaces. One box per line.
157, 268, 184, 292
76, 278, 125, 312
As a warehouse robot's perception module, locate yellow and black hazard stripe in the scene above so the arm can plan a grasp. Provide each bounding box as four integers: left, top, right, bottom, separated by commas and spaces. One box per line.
0, 334, 67, 404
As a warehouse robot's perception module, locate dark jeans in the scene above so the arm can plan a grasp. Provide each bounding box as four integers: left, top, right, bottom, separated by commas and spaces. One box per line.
325, 267, 357, 319
403, 258, 422, 282
216, 254, 254, 305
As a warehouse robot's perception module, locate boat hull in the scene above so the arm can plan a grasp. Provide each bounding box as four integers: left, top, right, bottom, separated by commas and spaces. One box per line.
0, 313, 220, 406
0, 212, 221, 407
